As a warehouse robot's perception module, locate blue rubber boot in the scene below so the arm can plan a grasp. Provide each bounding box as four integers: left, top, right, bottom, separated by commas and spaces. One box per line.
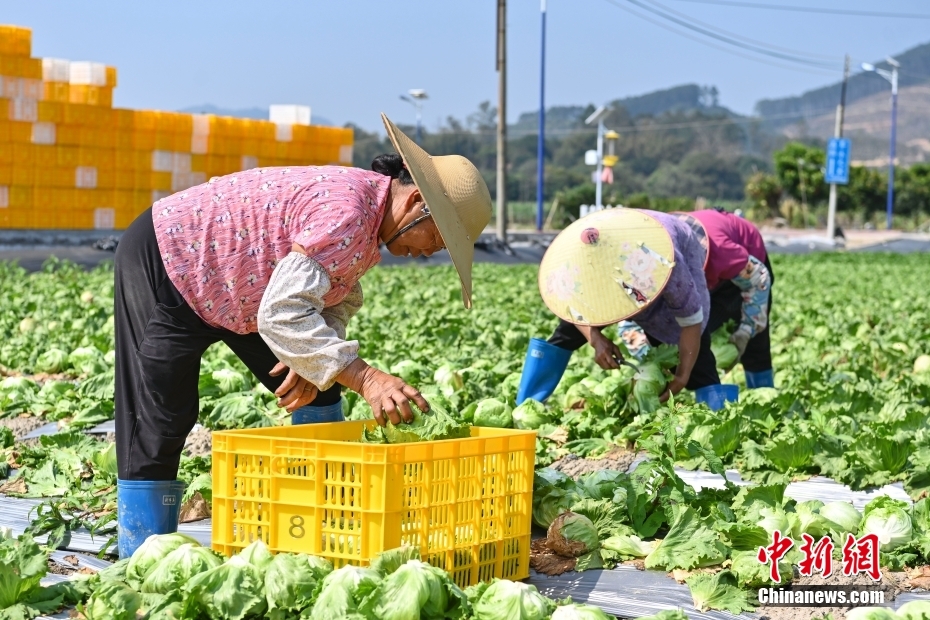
117, 479, 185, 559
694, 384, 740, 411
292, 399, 345, 425
744, 369, 775, 389
516, 339, 572, 405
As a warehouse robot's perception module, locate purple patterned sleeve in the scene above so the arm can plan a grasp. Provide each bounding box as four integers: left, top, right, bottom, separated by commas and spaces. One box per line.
661, 247, 704, 321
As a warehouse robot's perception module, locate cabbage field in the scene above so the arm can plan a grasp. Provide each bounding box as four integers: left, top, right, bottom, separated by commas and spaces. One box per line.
1, 254, 930, 619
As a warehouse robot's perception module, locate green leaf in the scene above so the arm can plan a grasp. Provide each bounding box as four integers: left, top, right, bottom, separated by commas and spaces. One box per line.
644, 507, 728, 571
686, 570, 755, 614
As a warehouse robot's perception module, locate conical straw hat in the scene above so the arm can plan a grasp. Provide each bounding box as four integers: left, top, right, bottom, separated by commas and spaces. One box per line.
381, 113, 492, 308
538, 208, 676, 326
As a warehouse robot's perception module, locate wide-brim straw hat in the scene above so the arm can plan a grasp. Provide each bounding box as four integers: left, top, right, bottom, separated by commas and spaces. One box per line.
672, 212, 710, 269
538, 208, 676, 326
381, 113, 493, 309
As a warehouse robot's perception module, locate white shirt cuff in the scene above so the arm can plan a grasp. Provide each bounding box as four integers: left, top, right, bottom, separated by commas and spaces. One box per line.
675, 308, 704, 327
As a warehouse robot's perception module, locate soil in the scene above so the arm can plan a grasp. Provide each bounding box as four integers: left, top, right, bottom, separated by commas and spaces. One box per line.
179, 491, 211, 523
47, 557, 74, 576
184, 427, 212, 457
0, 416, 48, 440
756, 570, 906, 620
530, 537, 577, 576
549, 446, 641, 478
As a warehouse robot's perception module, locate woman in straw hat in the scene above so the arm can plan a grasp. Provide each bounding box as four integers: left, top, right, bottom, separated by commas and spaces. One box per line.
674, 208, 774, 390
112, 114, 492, 558
517, 208, 732, 410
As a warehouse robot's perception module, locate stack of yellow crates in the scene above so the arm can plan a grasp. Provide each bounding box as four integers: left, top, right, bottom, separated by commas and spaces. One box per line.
0, 24, 354, 230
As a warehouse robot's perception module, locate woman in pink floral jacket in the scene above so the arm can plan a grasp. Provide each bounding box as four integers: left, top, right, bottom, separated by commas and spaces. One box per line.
112, 115, 492, 558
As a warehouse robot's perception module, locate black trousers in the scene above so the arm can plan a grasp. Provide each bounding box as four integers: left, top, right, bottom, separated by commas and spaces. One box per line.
547, 319, 720, 390
705, 255, 774, 373
546, 256, 775, 390
114, 208, 340, 480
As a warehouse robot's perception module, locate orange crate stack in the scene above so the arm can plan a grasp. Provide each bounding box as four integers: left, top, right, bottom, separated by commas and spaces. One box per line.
0, 22, 353, 230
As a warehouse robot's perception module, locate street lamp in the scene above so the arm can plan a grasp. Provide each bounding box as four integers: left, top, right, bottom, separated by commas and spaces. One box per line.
585, 106, 612, 208
399, 89, 428, 144
861, 58, 899, 230
536, 0, 547, 232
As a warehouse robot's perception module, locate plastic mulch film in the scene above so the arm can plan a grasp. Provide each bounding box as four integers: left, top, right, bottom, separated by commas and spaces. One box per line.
0, 496, 212, 554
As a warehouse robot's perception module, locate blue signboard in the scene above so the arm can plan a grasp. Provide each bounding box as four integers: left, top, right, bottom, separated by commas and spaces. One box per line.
825, 138, 851, 185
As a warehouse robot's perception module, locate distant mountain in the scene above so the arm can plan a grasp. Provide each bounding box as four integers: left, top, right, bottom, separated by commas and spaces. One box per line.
512, 105, 588, 133
609, 83, 733, 118
513, 83, 735, 133
755, 41, 930, 128
177, 104, 334, 126
781, 83, 930, 166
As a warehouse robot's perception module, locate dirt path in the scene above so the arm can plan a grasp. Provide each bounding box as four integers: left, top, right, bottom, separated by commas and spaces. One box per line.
0, 416, 49, 440
549, 446, 641, 478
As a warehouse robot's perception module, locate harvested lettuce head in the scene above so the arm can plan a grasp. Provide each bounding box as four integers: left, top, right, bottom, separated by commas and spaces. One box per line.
512, 399, 553, 430
370, 545, 421, 576
264, 553, 333, 618
547, 512, 600, 558
79, 580, 141, 620
309, 565, 382, 620
473, 398, 514, 428
140, 543, 223, 594
362, 401, 470, 444
359, 559, 468, 620
184, 555, 267, 620
861, 497, 913, 551
126, 533, 201, 588
472, 579, 555, 620
819, 501, 862, 535
237, 539, 275, 577
34, 348, 68, 374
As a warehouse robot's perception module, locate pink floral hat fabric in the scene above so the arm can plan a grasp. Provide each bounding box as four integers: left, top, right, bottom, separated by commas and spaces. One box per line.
537, 208, 676, 326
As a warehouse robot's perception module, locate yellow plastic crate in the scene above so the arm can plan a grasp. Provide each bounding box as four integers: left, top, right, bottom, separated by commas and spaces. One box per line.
211, 421, 534, 588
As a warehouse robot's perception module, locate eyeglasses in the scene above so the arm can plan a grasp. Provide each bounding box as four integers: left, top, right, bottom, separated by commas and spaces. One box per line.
385, 204, 433, 247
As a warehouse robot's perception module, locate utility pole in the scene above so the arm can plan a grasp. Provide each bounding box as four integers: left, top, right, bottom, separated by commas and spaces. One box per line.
535, 0, 546, 232
886, 59, 899, 230
495, 0, 508, 242
826, 54, 849, 243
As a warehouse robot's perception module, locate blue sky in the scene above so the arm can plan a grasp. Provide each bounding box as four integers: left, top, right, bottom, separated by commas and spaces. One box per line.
5, 0, 929, 132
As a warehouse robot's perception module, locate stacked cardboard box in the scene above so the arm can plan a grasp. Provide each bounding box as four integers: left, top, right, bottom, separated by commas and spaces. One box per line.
0, 24, 354, 230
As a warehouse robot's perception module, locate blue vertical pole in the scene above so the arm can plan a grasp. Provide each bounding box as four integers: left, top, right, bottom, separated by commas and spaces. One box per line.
535, 0, 546, 231
886, 77, 898, 230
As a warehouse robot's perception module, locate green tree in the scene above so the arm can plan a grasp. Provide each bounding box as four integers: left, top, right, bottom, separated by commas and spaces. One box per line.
895, 163, 930, 217
745, 172, 783, 216
774, 142, 827, 205
837, 166, 886, 218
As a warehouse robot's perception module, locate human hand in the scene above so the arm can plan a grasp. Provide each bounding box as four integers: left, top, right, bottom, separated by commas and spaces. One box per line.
357, 367, 430, 426
270, 362, 319, 412
729, 328, 751, 364
335, 359, 429, 427
589, 329, 625, 371
659, 374, 688, 403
